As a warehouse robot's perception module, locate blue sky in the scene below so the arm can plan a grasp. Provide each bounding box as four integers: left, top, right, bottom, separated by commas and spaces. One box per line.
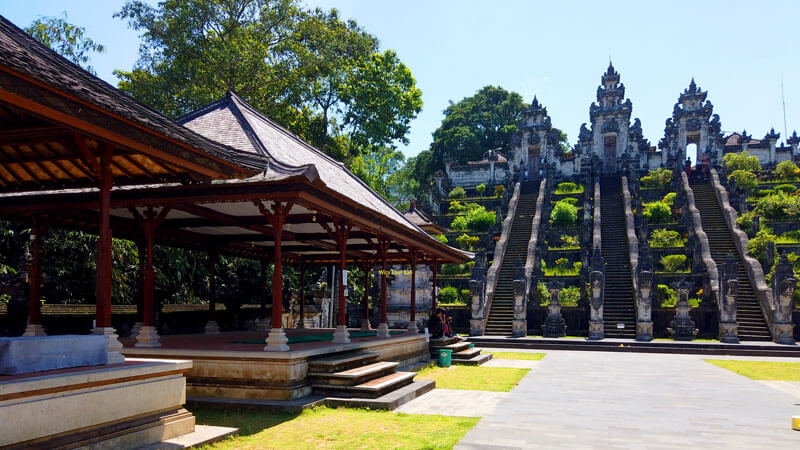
3, 0, 800, 159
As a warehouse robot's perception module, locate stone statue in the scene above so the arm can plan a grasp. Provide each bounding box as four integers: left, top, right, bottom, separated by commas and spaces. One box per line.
774, 276, 797, 344
469, 257, 487, 336
636, 269, 654, 341
719, 278, 739, 343
589, 270, 604, 340
542, 280, 566, 338
668, 278, 698, 340
512, 258, 527, 337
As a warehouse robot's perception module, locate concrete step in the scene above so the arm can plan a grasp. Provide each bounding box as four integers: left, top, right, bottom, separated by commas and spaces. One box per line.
324, 379, 435, 410
308, 351, 379, 373
309, 361, 399, 386
313, 371, 417, 399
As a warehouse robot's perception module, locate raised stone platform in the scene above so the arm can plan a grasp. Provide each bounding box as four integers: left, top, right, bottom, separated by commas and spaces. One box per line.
0, 358, 201, 449
0, 335, 106, 374
122, 331, 429, 403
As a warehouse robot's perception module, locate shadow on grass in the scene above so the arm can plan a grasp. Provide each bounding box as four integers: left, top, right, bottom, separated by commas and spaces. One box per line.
186, 403, 301, 437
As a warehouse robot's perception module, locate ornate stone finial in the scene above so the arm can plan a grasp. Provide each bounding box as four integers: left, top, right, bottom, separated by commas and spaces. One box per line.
764, 128, 780, 142
740, 130, 752, 144
787, 130, 800, 146
532, 95, 539, 108
688, 77, 697, 92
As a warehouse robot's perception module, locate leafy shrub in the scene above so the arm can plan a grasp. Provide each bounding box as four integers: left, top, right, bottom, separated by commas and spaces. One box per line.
650, 228, 683, 248
449, 186, 466, 199
494, 185, 505, 198
449, 200, 465, 213
640, 168, 673, 189
459, 289, 471, 304
735, 210, 755, 233
659, 254, 687, 272
643, 201, 672, 223
757, 189, 775, 197
555, 182, 582, 194
728, 169, 758, 193
551, 199, 578, 228
560, 286, 580, 307
723, 151, 761, 172
542, 259, 582, 276
536, 282, 550, 306
776, 183, 797, 194
466, 206, 496, 232
456, 234, 480, 250
753, 192, 800, 221
662, 192, 676, 205
556, 197, 578, 205
439, 286, 458, 304
434, 234, 448, 244
658, 284, 678, 307
747, 227, 777, 262
774, 160, 800, 180
778, 230, 800, 243
552, 234, 579, 249
451, 216, 468, 231
475, 184, 486, 196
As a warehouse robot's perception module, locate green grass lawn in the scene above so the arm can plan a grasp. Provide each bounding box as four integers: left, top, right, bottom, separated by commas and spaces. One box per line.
705, 360, 800, 381
191, 405, 478, 449
416, 365, 530, 391
488, 352, 546, 360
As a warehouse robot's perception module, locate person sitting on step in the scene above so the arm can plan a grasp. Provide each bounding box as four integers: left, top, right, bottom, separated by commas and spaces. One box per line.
428, 308, 446, 338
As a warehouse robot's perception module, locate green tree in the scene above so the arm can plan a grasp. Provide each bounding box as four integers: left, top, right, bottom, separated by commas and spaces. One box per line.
25, 12, 106, 74
430, 85, 526, 168
114, 0, 421, 163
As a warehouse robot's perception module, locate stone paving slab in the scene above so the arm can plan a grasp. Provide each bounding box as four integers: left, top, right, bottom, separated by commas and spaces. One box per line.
395, 388, 506, 417
758, 380, 800, 400
455, 351, 800, 448
480, 359, 540, 369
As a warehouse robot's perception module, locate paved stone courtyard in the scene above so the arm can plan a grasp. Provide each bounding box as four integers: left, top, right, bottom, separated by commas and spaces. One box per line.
399, 350, 800, 448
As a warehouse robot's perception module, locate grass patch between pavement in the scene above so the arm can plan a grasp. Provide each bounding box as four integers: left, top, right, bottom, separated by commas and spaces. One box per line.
705, 360, 800, 381
416, 365, 530, 391
488, 352, 546, 360
191, 405, 478, 449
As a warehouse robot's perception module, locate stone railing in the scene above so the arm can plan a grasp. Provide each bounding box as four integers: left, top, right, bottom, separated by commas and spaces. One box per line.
680, 172, 720, 303
523, 179, 548, 300
592, 178, 602, 254
621, 176, 640, 304
709, 168, 775, 333
478, 182, 522, 332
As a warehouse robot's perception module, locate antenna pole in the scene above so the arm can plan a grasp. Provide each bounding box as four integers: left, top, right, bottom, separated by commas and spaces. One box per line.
782, 75, 788, 139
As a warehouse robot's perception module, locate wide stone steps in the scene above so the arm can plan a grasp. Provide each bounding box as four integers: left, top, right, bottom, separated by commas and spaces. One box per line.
484, 181, 540, 335
429, 336, 493, 364
308, 351, 425, 405
599, 174, 636, 339
690, 180, 772, 341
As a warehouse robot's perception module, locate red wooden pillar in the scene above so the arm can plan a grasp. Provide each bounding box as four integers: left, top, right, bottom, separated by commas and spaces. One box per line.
260, 252, 268, 320
95, 145, 113, 329
408, 251, 417, 332
377, 239, 389, 337
204, 246, 220, 334
23, 219, 46, 336
135, 239, 145, 324
272, 221, 283, 329
431, 259, 438, 312
298, 259, 305, 328
337, 243, 347, 327
361, 259, 371, 330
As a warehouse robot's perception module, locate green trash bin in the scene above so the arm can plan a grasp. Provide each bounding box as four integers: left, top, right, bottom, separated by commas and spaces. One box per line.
438, 349, 452, 367
468, 343, 475, 349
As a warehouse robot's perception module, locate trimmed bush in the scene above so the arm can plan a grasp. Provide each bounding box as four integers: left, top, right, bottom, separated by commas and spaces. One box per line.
560, 286, 580, 307
459, 289, 471, 304
723, 151, 761, 172
475, 184, 486, 196
650, 228, 683, 248
466, 207, 496, 232
434, 234, 448, 244
776, 183, 797, 194
729, 169, 758, 193
659, 254, 687, 273
494, 185, 505, 198
643, 201, 672, 223
451, 216, 468, 231
449, 200, 465, 213
456, 234, 480, 250
662, 192, 676, 205
774, 160, 800, 180
658, 284, 678, 307
449, 186, 466, 199
439, 286, 458, 304
555, 182, 582, 194
551, 199, 578, 228
640, 168, 673, 189
747, 227, 777, 263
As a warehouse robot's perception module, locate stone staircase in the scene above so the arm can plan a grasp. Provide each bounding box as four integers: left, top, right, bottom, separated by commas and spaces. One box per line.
308, 350, 434, 409
689, 180, 772, 341
484, 181, 540, 335
429, 336, 492, 365
600, 174, 636, 338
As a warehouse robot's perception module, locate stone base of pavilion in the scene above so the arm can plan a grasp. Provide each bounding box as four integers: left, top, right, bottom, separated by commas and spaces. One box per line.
0, 358, 233, 449
120, 328, 429, 407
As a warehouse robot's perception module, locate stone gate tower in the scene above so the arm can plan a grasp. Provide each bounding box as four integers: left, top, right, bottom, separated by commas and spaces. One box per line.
581, 63, 649, 173
659, 79, 725, 169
